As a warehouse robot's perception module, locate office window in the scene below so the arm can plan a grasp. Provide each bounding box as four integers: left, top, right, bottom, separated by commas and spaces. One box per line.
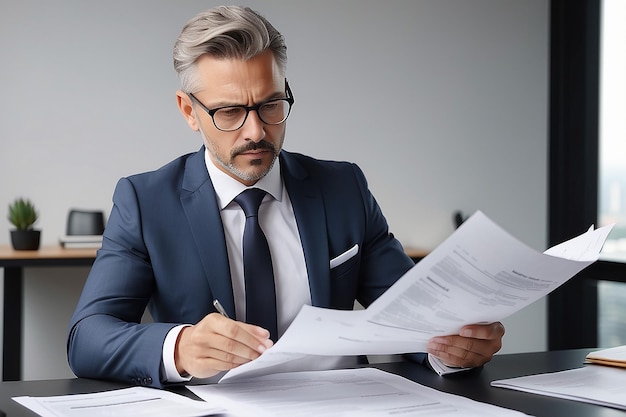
598, 281, 626, 347
597, 0, 626, 348
548, 0, 626, 350
599, 0, 626, 256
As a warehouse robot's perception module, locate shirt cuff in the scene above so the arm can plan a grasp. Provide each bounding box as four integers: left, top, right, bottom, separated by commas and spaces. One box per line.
162, 324, 192, 383
427, 353, 471, 376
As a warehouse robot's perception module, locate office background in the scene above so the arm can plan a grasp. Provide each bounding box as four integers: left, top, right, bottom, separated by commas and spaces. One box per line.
0, 0, 548, 379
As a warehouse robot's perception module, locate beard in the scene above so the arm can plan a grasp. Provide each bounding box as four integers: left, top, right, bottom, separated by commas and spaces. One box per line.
213, 139, 279, 183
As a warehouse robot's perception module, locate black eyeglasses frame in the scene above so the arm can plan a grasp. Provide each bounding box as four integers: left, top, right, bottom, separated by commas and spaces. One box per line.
187, 79, 294, 132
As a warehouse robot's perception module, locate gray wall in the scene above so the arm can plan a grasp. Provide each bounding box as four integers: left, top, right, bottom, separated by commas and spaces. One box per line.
0, 0, 548, 380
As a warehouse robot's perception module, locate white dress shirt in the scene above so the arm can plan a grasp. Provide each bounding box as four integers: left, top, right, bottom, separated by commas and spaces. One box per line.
206, 151, 311, 332
163, 149, 356, 382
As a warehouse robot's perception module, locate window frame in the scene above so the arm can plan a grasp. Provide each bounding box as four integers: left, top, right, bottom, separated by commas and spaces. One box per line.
548, 0, 626, 350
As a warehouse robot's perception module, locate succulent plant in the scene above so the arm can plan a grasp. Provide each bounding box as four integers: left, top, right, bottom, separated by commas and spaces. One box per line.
8, 198, 39, 231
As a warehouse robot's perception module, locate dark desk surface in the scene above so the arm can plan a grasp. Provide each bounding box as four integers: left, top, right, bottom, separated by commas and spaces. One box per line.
376, 349, 625, 417
0, 349, 623, 417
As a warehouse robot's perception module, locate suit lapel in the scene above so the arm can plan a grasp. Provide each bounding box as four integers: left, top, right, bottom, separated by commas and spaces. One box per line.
180, 148, 235, 316
280, 152, 331, 308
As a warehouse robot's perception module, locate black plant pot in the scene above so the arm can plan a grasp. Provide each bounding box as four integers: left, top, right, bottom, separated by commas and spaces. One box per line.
10, 230, 41, 250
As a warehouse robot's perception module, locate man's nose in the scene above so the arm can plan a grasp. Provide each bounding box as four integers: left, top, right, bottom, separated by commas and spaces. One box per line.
241, 109, 266, 141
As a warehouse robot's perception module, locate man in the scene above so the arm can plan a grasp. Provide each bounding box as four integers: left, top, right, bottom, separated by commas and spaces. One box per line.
67, 5, 504, 388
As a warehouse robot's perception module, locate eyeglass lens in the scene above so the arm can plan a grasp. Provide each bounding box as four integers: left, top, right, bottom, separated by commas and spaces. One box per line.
213, 100, 291, 131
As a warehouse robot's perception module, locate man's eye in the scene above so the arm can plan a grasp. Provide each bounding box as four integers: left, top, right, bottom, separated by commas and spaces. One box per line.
217, 107, 245, 119
261, 102, 280, 111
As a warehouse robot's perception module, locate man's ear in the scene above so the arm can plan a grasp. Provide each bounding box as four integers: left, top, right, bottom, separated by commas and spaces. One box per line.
176, 90, 199, 131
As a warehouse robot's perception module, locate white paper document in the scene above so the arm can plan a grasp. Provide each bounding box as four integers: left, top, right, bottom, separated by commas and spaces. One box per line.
222, 211, 613, 382
585, 344, 626, 368
13, 387, 225, 417
190, 367, 530, 417
491, 364, 626, 410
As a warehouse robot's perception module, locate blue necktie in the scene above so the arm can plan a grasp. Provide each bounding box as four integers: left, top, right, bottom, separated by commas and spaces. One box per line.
234, 188, 278, 341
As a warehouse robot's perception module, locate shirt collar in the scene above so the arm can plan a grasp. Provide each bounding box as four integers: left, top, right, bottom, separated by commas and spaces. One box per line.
204, 148, 282, 209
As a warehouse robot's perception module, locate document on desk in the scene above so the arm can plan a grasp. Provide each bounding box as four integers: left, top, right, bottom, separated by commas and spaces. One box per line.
13, 387, 226, 417
585, 344, 626, 368
491, 364, 626, 411
221, 211, 612, 382
190, 367, 530, 416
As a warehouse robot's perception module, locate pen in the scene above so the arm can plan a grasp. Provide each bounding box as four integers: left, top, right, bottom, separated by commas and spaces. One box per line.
213, 299, 230, 318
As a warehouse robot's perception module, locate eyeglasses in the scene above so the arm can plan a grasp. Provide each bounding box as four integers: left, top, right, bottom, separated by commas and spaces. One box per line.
188, 80, 294, 132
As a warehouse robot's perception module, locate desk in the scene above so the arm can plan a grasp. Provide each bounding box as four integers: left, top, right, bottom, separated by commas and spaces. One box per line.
376, 349, 623, 417
0, 245, 97, 382
0, 349, 621, 417
403, 247, 429, 262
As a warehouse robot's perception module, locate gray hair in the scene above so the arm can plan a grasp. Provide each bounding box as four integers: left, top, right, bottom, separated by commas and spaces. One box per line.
173, 5, 288, 93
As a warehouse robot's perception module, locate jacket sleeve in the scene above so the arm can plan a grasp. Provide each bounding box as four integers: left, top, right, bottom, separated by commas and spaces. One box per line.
348, 163, 416, 307
67, 177, 176, 388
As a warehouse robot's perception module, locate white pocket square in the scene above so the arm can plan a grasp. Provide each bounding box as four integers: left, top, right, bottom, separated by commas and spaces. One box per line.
329, 244, 359, 269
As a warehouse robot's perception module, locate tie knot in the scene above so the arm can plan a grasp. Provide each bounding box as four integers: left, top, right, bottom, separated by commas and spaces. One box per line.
234, 188, 267, 217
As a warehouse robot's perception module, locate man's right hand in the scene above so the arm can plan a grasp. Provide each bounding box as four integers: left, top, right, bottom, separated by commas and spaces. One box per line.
174, 313, 273, 379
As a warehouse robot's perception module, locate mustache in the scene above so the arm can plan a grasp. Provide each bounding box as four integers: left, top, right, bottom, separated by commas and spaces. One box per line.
232, 140, 276, 157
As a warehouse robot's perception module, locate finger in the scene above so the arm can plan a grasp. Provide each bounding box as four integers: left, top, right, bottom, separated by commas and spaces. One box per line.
203, 345, 257, 365
211, 314, 274, 353
427, 336, 472, 363
459, 322, 505, 340
210, 328, 269, 362
427, 336, 496, 368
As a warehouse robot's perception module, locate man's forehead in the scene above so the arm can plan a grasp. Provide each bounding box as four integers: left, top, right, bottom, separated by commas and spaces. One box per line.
194, 52, 283, 98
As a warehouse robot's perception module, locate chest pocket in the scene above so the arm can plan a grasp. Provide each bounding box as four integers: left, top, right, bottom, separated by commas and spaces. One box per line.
329, 244, 361, 309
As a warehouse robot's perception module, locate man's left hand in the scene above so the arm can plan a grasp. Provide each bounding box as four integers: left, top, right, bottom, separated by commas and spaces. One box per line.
426, 322, 505, 368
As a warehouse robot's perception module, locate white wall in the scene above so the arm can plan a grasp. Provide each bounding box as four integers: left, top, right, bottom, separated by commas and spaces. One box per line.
0, 0, 549, 380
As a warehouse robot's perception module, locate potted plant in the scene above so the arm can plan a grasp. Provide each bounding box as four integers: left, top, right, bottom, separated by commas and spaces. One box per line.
8, 197, 41, 250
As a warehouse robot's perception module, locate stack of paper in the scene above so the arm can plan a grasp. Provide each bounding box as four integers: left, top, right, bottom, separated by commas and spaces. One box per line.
13, 387, 225, 417
585, 345, 626, 368
491, 363, 626, 411
191, 368, 532, 417
59, 235, 102, 249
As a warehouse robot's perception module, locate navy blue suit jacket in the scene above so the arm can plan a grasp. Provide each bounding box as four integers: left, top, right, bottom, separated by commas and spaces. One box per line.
67, 147, 415, 387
